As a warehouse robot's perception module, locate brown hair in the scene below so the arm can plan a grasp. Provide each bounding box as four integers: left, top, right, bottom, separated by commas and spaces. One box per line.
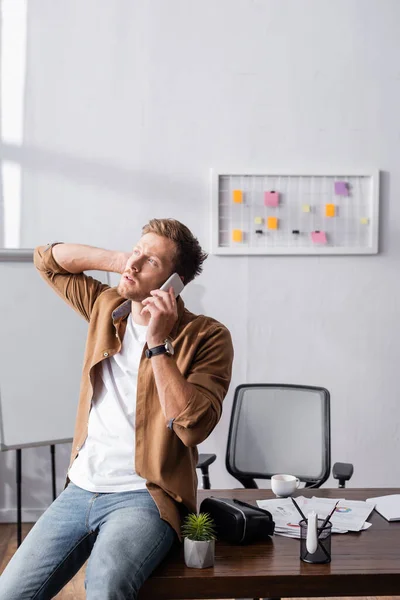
142, 218, 208, 284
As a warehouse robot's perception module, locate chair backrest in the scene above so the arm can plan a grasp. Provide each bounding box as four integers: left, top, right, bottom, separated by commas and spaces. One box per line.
226, 384, 331, 488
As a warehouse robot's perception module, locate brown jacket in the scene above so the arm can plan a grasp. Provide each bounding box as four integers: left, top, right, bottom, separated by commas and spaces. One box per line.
33, 243, 234, 540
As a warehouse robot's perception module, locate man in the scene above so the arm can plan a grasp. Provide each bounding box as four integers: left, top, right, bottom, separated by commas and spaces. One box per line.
0, 218, 234, 599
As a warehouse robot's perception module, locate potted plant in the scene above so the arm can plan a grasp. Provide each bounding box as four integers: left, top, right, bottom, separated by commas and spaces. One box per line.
182, 512, 217, 569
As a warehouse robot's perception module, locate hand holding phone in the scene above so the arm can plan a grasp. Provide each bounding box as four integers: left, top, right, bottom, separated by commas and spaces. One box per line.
142, 272, 183, 347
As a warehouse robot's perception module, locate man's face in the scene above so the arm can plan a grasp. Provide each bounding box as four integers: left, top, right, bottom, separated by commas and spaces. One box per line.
117, 232, 177, 302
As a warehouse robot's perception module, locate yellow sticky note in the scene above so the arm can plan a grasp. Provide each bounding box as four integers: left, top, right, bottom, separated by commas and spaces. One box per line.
267, 217, 278, 230
302, 204, 311, 213
326, 204, 335, 217
360, 217, 369, 225
233, 190, 243, 204
232, 229, 243, 242
254, 216, 263, 225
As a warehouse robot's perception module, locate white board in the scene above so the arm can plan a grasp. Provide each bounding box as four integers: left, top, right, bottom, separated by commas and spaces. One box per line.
0, 260, 109, 449
210, 169, 379, 255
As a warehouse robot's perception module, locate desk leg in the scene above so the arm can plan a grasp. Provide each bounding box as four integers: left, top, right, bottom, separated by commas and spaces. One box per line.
50, 445, 56, 500
16, 449, 22, 547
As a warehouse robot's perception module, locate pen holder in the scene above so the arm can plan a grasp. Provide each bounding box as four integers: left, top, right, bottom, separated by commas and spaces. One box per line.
299, 519, 332, 564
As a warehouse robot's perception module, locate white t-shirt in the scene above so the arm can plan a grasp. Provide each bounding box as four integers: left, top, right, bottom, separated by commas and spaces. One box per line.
68, 314, 148, 492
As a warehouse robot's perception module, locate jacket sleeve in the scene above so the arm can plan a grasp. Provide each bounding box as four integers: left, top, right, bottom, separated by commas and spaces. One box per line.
33, 243, 110, 322
170, 323, 234, 447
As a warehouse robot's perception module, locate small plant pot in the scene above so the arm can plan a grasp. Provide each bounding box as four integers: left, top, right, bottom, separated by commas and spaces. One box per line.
184, 538, 215, 569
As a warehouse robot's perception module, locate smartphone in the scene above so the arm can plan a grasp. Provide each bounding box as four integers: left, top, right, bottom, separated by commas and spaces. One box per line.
160, 272, 184, 298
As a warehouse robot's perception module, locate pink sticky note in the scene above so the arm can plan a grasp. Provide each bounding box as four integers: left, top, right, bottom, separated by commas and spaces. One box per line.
334, 181, 349, 196
311, 231, 327, 244
264, 191, 279, 207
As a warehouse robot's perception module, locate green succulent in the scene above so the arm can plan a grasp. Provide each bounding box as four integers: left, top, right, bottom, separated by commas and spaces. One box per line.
181, 512, 217, 541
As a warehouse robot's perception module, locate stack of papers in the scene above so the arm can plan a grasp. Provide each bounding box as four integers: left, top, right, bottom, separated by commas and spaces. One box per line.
256, 496, 375, 538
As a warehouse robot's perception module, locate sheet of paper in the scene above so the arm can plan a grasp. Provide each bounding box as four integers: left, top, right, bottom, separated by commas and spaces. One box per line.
302, 204, 311, 212
256, 498, 306, 538
298, 497, 375, 532
366, 494, 400, 521
256, 498, 347, 538
254, 216, 263, 224
256, 496, 374, 538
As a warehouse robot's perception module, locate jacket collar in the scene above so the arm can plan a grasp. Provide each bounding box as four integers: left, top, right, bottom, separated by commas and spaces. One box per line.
111, 295, 185, 341
111, 299, 131, 322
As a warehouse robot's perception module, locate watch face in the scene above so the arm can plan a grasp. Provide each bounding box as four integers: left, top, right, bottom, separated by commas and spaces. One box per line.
165, 338, 174, 355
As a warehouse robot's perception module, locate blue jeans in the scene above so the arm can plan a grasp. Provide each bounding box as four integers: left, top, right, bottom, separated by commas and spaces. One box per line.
0, 482, 177, 600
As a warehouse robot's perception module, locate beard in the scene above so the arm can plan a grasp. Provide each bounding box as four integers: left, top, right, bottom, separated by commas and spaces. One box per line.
117, 278, 149, 302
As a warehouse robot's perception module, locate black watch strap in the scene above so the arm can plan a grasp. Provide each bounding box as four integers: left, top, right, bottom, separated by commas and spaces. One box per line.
145, 344, 167, 359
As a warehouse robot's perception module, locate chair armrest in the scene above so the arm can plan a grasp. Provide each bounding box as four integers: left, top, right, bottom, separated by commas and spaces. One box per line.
197, 453, 217, 469
196, 454, 216, 490
332, 462, 354, 488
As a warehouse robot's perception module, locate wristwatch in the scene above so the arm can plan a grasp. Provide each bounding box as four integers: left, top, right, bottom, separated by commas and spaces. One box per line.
145, 338, 174, 359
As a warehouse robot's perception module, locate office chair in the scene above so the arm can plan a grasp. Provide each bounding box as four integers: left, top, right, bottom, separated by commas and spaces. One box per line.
197, 384, 353, 490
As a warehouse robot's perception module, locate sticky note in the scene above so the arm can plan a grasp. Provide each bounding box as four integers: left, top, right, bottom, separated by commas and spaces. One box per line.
267, 217, 278, 230
302, 204, 311, 213
254, 216, 263, 225
233, 190, 243, 204
360, 217, 369, 225
264, 191, 279, 207
334, 181, 349, 196
311, 231, 327, 244
325, 204, 335, 217
232, 229, 243, 242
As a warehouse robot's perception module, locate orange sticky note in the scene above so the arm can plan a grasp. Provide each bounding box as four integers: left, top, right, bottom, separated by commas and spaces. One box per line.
233, 190, 243, 204
326, 204, 335, 217
267, 217, 278, 230
232, 229, 243, 242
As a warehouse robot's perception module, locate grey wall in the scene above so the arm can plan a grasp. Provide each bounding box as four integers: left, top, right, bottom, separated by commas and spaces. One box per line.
1, 0, 400, 521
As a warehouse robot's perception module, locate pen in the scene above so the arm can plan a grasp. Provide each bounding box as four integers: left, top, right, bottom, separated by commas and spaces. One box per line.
318, 500, 339, 533
291, 497, 307, 522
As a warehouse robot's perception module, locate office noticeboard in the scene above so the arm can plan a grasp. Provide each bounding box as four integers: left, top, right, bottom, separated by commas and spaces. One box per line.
210, 169, 379, 255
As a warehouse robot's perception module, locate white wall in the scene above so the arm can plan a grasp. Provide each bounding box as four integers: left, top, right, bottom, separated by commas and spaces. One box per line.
1, 0, 400, 520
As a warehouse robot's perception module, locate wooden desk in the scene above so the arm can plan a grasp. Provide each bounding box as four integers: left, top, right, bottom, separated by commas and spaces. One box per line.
138, 488, 400, 599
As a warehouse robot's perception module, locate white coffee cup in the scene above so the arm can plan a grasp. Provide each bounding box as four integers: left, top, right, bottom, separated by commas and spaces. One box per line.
271, 474, 300, 497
